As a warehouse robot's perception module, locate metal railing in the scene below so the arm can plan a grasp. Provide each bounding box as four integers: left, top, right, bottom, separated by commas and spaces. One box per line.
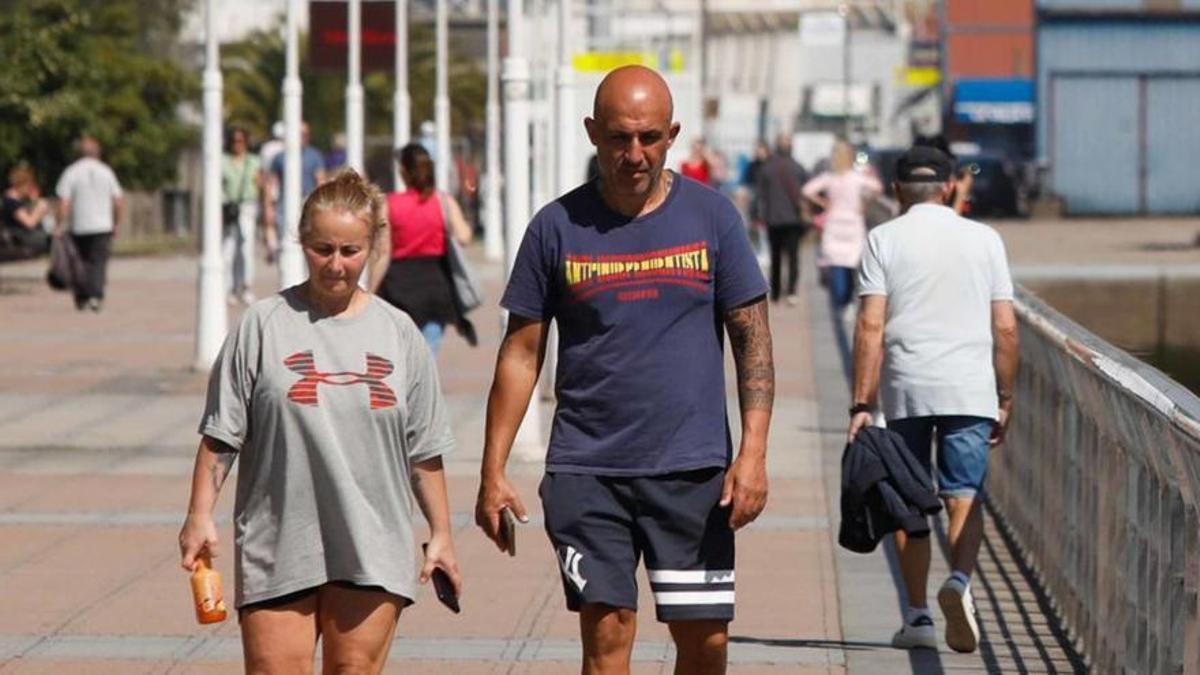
988, 286, 1200, 674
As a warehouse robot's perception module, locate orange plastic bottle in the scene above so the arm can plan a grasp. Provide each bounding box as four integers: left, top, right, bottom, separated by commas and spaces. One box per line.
190, 552, 228, 624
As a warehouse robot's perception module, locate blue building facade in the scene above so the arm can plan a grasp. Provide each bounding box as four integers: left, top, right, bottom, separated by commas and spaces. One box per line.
1037, 7, 1200, 214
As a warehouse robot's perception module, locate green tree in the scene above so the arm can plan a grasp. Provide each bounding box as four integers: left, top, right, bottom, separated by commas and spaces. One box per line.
0, 0, 196, 191
221, 19, 486, 171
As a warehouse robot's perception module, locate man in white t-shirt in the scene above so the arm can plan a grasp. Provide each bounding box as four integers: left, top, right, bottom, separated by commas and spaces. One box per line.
846, 145, 1019, 654
55, 134, 124, 311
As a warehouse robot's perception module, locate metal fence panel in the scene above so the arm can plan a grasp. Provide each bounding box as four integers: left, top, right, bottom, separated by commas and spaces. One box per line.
989, 287, 1200, 674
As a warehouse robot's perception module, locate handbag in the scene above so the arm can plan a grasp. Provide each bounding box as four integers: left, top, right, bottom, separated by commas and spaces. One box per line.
222, 158, 252, 227
46, 234, 85, 292
437, 192, 483, 314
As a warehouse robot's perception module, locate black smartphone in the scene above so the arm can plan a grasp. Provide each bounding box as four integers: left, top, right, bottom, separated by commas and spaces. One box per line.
421, 543, 460, 614
500, 507, 517, 558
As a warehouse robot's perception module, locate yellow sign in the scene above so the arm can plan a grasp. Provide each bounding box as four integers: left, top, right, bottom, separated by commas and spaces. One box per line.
898, 67, 941, 87
573, 49, 686, 74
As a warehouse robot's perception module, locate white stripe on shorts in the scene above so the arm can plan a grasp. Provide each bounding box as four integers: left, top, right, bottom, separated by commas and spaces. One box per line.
647, 569, 735, 584
653, 590, 736, 606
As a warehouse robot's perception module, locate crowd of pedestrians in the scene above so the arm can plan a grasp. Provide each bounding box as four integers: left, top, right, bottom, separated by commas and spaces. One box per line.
0, 60, 1025, 672
168, 63, 1020, 674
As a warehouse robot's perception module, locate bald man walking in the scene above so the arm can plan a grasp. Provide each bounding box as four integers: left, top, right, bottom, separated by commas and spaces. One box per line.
475, 66, 774, 674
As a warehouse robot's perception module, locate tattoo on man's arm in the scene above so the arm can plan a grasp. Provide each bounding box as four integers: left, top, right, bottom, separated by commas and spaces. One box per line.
726, 300, 775, 411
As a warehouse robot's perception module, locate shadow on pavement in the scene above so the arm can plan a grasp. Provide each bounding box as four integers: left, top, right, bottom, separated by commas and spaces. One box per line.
729, 635, 893, 651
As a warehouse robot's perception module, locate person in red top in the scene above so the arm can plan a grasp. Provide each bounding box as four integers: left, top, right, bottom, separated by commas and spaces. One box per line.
679, 138, 715, 185
370, 143, 473, 354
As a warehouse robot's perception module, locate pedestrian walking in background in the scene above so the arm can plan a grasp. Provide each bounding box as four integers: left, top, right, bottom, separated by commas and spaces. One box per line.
847, 145, 1019, 654
258, 121, 284, 260
476, 65, 774, 675
370, 143, 475, 355
179, 170, 461, 672
222, 126, 263, 305
2, 164, 52, 257
755, 133, 810, 305
266, 121, 327, 260
54, 134, 122, 312
741, 140, 771, 265
679, 137, 717, 186
802, 140, 882, 370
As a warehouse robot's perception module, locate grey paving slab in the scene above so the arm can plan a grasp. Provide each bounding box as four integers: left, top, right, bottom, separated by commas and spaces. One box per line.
0, 634, 841, 666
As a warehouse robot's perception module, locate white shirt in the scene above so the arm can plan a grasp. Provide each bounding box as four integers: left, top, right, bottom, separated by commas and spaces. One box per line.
858, 203, 1013, 420
55, 157, 123, 235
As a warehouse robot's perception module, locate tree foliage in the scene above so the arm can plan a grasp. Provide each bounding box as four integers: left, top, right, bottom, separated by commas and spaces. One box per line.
0, 0, 196, 191
222, 19, 487, 170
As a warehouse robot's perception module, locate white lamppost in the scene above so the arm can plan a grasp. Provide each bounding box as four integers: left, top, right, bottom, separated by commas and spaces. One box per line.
483, 0, 503, 261
394, 0, 411, 188
435, 0, 452, 192
346, 0, 365, 174
555, 0, 575, 196
195, 0, 227, 370
503, 0, 543, 455
279, 0, 305, 288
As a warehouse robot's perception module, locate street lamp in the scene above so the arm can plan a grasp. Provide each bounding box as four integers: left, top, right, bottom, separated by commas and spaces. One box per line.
554, 0, 575, 197
346, 0, 365, 174
195, 0, 227, 370
483, 0, 503, 261
435, 0, 451, 193
839, 2, 852, 139
502, 0, 543, 456
279, 0, 305, 288
394, 0, 411, 189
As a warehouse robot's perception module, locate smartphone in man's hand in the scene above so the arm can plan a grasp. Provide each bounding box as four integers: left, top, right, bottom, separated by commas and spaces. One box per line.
500, 507, 517, 557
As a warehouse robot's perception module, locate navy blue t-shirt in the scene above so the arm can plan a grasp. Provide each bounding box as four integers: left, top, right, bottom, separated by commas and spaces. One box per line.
501, 174, 768, 476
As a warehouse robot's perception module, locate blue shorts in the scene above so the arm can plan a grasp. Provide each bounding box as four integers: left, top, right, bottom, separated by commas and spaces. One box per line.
888, 416, 993, 499
539, 467, 735, 622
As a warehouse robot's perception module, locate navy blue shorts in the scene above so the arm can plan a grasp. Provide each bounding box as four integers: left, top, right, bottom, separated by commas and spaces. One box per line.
539, 467, 735, 622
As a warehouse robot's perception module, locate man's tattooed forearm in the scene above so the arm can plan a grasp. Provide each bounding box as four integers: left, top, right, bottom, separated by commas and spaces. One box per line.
726, 299, 775, 412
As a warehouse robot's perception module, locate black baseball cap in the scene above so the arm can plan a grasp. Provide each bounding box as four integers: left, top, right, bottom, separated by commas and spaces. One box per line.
895, 146, 954, 183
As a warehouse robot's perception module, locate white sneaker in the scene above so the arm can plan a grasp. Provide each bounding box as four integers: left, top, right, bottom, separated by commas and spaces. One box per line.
938, 577, 980, 653
891, 614, 937, 650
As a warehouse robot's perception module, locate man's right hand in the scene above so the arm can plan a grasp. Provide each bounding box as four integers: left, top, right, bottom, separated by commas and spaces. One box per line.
846, 411, 874, 443
475, 473, 529, 553
990, 405, 1011, 447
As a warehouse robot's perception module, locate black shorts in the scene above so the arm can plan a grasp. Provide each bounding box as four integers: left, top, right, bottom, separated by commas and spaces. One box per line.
539, 467, 735, 622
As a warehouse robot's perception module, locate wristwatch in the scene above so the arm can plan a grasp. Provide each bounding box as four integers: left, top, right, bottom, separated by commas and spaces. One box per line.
848, 402, 872, 418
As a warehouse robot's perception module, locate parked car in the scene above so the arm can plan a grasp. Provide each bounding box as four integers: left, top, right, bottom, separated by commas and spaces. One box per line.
956, 153, 1030, 219
864, 146, 1030, 219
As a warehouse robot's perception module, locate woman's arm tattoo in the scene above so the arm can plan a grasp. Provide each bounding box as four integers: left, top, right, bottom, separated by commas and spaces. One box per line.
209, 449, 236, 492
725, 299, 775, 412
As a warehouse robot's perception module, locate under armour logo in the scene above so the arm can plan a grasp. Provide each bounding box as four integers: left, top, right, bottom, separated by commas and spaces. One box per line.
559, 545, 588, 592
284, 350, 397, 410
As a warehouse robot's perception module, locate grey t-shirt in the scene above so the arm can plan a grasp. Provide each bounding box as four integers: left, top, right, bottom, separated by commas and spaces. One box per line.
200, 288, 454, 607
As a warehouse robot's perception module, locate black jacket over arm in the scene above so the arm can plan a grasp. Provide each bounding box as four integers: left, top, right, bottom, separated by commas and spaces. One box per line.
838, 426, 943, 554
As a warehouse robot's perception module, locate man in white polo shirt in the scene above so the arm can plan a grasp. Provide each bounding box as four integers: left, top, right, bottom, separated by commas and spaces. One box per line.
847, 145, 1019, 654
56, 134, 124, 312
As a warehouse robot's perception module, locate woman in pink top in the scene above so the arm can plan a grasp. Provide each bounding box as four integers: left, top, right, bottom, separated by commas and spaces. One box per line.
801, 141, 882, 312
370, 144, 473, 353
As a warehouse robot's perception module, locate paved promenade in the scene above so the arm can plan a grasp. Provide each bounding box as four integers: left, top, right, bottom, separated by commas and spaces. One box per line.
0, 228, 1120, 673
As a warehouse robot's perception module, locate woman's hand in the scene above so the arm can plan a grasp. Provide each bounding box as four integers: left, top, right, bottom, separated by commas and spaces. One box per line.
178, 513, 220, 572
420, 533, 463, 598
